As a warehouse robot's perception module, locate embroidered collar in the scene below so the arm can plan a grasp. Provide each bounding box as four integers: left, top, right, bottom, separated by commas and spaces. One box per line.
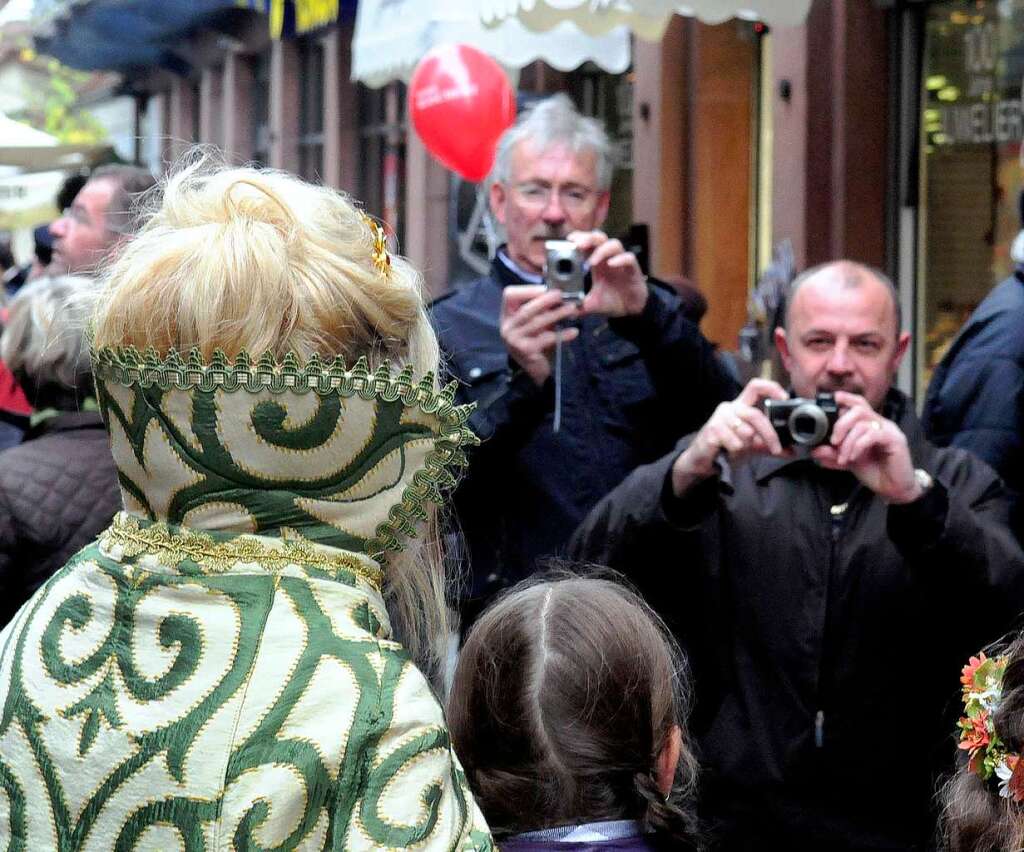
91, 345, 478, 564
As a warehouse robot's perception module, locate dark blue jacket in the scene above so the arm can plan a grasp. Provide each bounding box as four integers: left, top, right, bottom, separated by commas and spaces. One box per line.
430, 253, 738, 602
922, 269, 1024, 495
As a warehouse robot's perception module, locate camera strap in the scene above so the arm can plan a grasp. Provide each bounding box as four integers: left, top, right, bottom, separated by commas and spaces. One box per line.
553, 332, 564, 433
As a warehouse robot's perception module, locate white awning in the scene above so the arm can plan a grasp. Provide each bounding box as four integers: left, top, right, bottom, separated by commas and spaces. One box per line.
478, 0, 813, 41
0, 144, 115, 173
0, 114, 114, 174
0, 169, 64, 230
0, 113, 57, 148
352, 0, 631, 88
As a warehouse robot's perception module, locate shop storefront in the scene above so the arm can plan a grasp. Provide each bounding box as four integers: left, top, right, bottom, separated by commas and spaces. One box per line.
916, 0, 1024, 393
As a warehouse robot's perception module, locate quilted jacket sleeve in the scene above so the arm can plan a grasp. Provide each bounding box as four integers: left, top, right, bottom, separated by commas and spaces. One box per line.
0, 484, 18, 630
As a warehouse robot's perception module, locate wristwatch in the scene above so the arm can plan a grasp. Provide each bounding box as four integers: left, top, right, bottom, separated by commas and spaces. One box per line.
913, 468, 934, 496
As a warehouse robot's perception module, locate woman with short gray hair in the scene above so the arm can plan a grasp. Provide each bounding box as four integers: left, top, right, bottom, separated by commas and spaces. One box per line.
2, 274, 93, 407
0, 275, 122, 627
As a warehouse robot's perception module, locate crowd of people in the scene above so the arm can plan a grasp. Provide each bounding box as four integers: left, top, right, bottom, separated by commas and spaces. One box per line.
0, 94, 1023, 851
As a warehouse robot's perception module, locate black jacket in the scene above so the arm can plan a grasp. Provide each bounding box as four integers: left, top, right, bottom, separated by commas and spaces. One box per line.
0, 411, 122, 628
923, 269, 1024, 496
570, 391, 1024, 850
431, 253, 738, 601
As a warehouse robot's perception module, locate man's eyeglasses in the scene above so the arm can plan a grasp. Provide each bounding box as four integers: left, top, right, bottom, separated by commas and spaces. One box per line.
513, 182, 597, 213
60, 206, 94, 228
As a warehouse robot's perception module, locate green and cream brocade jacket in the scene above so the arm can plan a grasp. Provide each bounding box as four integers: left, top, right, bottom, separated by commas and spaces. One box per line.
0, 348, 494, 851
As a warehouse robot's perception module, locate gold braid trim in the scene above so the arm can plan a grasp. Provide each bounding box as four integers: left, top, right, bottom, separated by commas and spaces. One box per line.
102, 513, 383, 589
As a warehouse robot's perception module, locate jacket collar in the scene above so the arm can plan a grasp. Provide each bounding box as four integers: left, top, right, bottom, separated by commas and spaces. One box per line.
495, 248, 544, 285
740, 388, 923, 485
491, 248, 535, 289
91, 346, 478, 562
24, 409, 104, 441
489, 246, 592, 291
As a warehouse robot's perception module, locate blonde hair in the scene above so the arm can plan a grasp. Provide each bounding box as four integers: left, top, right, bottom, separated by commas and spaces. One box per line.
91, 151, 452, 679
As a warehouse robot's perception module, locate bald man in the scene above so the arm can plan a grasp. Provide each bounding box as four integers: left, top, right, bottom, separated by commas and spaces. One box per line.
572, 261, 1024, 850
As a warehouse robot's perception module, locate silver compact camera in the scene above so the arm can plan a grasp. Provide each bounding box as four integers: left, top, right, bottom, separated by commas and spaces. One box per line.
762, 392, 840, 448
544, 240, 585, 303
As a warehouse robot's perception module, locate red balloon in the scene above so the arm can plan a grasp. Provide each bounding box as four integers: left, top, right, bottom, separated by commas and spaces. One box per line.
409, 44, 517, 183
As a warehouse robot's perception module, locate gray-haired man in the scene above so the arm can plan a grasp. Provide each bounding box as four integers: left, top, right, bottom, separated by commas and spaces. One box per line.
431, 94, 738, 622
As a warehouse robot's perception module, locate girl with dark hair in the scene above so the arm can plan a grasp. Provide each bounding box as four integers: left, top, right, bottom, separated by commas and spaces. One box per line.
942, 634, 1024, 851
448, 574, 703, 851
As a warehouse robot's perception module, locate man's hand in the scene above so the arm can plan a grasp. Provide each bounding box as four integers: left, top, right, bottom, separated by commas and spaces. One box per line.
671, 379, 789, 496
500, 285, 580, 386
811, 390, 922, 503
569, 230, 649, 318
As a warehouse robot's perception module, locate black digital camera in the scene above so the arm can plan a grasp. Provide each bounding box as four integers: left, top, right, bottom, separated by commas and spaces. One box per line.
544, 239, 585, 303
762, 392, 840, 448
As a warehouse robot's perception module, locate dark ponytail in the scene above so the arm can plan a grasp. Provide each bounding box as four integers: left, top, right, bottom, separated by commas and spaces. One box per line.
634, 771, 701, 849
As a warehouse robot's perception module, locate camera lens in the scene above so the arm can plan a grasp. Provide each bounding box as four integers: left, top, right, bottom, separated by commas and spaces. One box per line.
788, 403, 828, 446
555, 258, 574, 276
793, 414, 818, 436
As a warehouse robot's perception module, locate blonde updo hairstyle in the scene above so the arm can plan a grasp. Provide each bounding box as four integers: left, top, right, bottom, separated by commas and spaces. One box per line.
91, 152, 451, 679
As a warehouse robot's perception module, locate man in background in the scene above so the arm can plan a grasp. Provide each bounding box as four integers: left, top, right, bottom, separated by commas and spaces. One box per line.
49, 165, 155, 274
572, 260, 1024, 849
431, 95, 737, 624
922, 190, 1024, 510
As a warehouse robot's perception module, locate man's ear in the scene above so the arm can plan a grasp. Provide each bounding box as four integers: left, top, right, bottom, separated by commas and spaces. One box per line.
489, 182, 508, 226
892, 330, 911, 370
593, 189, 611, 229
656, 725, 682, 798
774, 326, 793, 372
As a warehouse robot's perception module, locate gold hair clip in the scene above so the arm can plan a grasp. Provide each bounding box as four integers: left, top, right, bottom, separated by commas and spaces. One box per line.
363, 213, 391, 278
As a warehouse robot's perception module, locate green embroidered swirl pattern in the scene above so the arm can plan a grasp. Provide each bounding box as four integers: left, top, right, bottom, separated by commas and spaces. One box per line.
91, 346, 478, 561
0, 534, 494, 849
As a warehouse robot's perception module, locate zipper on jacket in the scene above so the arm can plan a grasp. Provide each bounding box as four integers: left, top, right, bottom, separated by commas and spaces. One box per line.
829, 501, 848, 542
815, 502, 848, 750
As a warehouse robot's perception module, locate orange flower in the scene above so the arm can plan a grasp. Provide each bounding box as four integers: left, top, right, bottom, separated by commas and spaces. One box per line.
962, 653, 988, 692
959, 712, 990, 753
